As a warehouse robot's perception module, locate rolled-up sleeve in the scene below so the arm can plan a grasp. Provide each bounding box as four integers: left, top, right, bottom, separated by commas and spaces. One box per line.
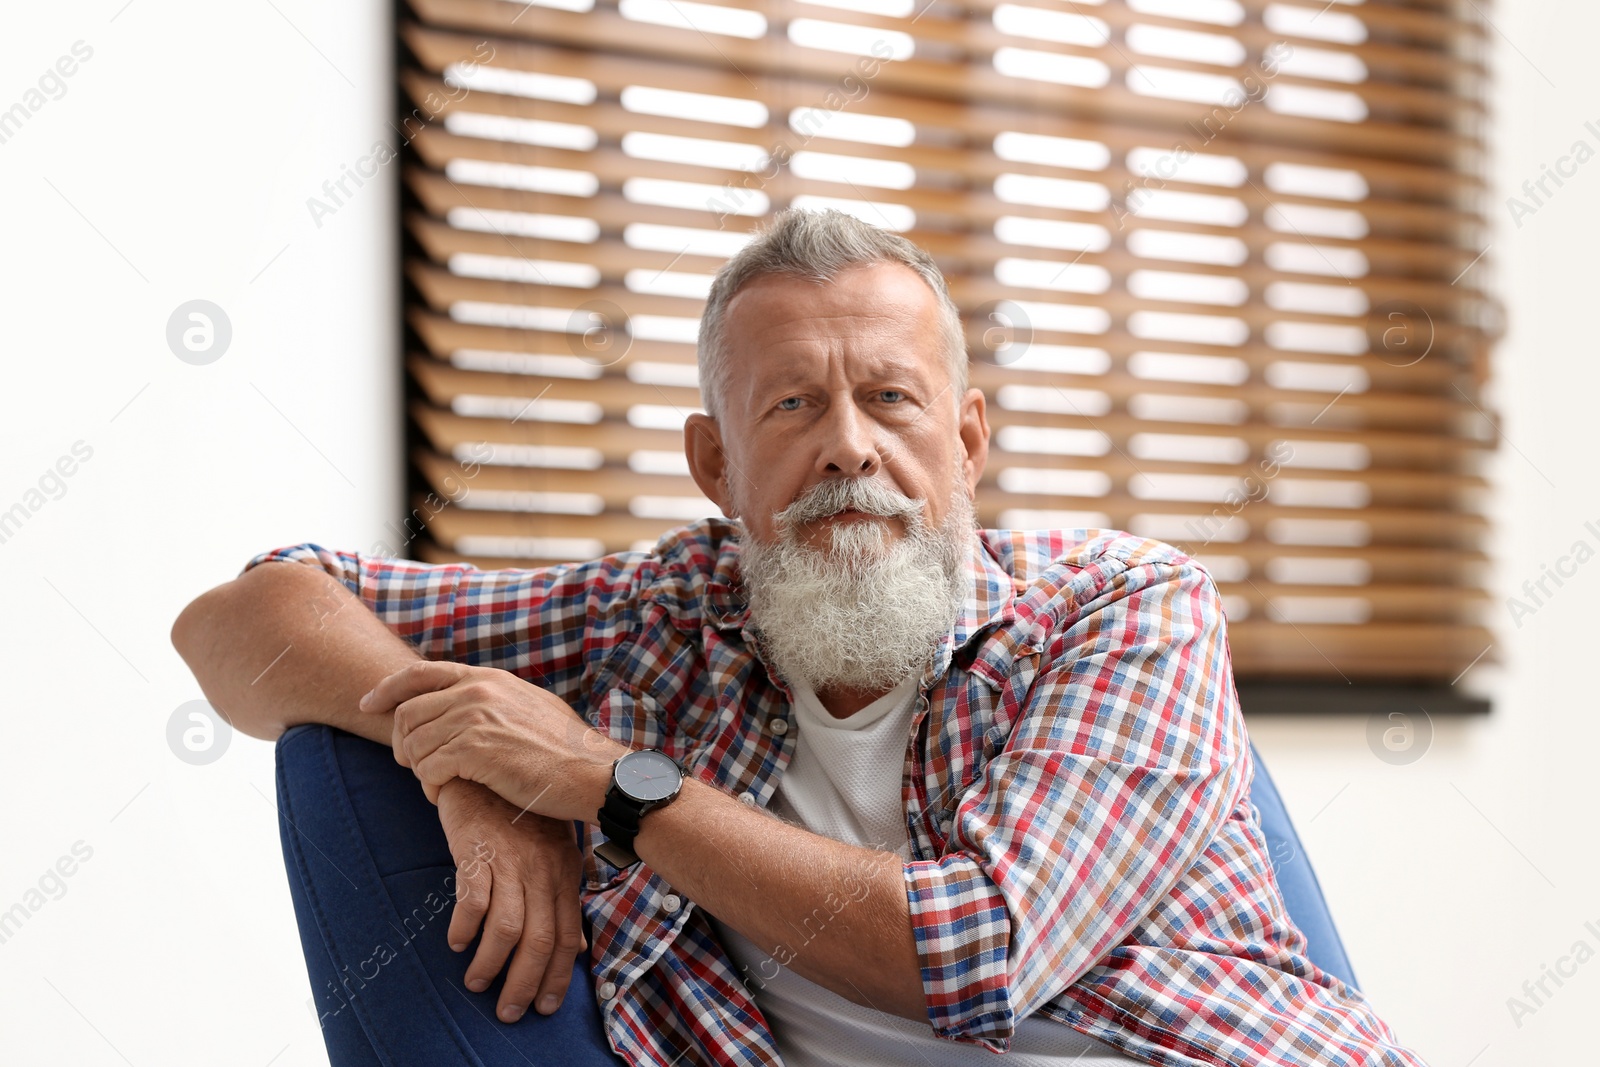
903, 556, 1246, 1051
237, 542, 641, 688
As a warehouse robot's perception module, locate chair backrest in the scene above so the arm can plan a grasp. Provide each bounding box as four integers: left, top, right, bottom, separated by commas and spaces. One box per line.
1246, 741, 1360, 990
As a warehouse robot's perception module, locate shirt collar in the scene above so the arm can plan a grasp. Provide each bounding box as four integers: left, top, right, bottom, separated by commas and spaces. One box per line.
706, 523, 1020, 671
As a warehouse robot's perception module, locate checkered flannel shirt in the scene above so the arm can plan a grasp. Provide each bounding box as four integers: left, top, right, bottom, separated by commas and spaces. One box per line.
244, 515, 1426, 1066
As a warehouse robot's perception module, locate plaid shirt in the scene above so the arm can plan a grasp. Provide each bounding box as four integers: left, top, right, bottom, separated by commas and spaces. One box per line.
244, 516, 1427, 1066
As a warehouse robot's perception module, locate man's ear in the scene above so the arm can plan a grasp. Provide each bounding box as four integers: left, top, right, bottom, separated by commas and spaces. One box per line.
956, 386, 990, 495
684, 413, 737, 518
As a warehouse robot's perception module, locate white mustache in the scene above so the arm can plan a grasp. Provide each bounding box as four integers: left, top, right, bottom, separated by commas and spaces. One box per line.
778, 479, 922, 531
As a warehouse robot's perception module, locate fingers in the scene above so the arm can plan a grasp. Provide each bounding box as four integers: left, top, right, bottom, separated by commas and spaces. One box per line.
361, 659, 471, 717
531, 878, 588, 1018
436, 785, 589, 1026
398, 704, 466, 771
388, 689, 459, 768
448, 842, 493, 956
497, 869, 588, 1022
461, 872, 526, 1010
412, 741, 464, 796
496, 887, 560, 1022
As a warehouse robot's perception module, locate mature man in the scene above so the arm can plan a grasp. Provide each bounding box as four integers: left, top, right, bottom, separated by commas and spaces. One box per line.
172, 208, 1427, 1066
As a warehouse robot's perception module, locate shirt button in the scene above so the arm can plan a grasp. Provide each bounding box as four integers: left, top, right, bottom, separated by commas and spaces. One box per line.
597, 980, 617, 1000
662, 893, 682, 913
938, 816, 953, 834
738, 790, 757, 806
768, 717, 788, 735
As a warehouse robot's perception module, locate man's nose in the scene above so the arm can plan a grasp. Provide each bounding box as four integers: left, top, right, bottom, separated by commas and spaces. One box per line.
814, 398, 887, 476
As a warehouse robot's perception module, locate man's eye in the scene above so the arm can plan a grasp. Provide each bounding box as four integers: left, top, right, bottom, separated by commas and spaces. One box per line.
776, 397, 802, 411
880, 390, 906, 402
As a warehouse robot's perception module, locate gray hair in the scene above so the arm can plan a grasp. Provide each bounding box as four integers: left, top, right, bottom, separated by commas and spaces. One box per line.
695, 208, 968, 425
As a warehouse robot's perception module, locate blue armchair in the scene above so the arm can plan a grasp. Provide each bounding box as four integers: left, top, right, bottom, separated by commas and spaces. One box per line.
274, 725, 1359, 1065
1247, 740, 1360, 989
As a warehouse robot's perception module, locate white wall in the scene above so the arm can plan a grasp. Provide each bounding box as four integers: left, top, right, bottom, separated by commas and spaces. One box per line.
0, 2, 1593, 1064
0, 2, 397, 1063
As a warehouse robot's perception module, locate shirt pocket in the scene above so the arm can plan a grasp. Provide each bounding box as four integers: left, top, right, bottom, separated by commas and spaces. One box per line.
586, 680, 668, 753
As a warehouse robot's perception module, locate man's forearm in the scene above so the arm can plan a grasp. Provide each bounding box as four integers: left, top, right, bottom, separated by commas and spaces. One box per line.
628, 775, 927, 1023
170, 559, 417, 744
177, 560, 929, 1019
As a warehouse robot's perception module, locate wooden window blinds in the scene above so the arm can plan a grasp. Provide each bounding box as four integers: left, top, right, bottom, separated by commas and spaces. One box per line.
395, 0, 1500, 688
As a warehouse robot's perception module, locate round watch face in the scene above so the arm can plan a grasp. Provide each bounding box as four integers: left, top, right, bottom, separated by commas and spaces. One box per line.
616, 750, 682, 803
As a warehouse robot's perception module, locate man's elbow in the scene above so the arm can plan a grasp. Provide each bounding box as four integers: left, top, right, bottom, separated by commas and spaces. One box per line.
174, 559, 320, 657
170, 575, 230, 670
169, 562, 336, 741
170, 580, 226, 661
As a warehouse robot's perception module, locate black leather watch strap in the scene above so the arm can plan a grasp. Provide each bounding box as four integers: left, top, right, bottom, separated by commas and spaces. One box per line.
598, 791, 643, 854
596, 749, 685, 870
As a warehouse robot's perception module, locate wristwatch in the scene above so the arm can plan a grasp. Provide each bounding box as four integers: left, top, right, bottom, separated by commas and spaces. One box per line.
595, 748, 686, 869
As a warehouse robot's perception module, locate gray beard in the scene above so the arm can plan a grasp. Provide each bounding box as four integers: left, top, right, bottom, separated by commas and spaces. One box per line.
738, 472, 975, 695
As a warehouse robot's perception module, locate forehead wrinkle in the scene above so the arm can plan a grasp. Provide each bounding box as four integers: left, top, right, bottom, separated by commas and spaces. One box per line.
734, 306, 913, 354
748, 348, 937, 399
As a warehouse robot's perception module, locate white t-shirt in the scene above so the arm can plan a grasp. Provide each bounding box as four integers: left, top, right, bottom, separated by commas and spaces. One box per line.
707, 673, 1140, 1066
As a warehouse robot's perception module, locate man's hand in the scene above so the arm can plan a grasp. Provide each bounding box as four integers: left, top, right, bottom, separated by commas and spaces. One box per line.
361, 661, 631, 818
437, 777, 590, 1024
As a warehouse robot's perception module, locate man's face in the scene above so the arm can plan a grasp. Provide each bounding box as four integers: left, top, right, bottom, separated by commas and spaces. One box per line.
684, 261, 989, 553
683, 261, 991, 695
